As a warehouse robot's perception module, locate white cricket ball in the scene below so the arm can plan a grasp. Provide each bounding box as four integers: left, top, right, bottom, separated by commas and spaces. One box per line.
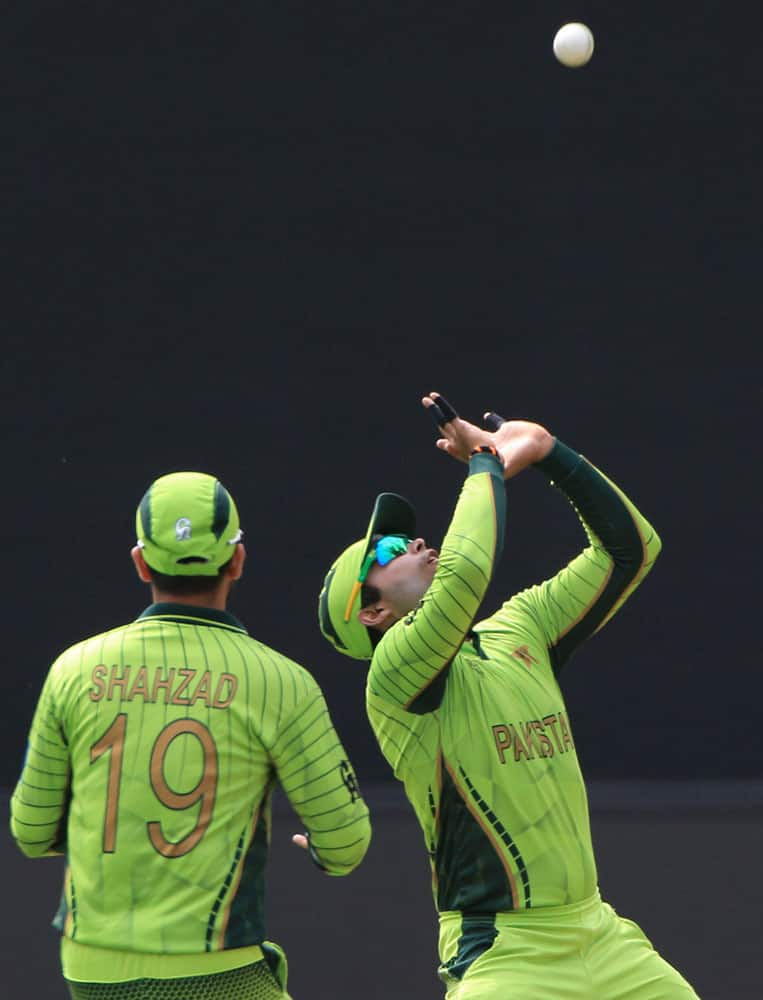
553, 22, 595, 68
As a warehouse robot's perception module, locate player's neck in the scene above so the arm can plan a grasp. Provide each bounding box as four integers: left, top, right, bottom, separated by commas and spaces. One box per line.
149, 588, 229, 612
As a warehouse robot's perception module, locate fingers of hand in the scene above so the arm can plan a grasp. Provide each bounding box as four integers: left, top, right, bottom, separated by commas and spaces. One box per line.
292, 834, 309, 850
422, 392, 459, 429
483, 411, 507, 431
435, 435, 470, 463
431, 394, 458, 423
424, 395, 502, 461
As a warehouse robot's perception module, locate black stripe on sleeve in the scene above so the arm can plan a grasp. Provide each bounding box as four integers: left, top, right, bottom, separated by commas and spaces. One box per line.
537, 442, 646, 670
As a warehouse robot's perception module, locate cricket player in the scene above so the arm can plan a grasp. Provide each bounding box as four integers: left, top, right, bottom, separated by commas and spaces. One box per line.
318, 393, 699, 998
11, 471, 371, 1000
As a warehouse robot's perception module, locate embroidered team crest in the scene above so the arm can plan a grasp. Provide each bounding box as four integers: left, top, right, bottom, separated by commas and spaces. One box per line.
175, 517, 192, 541
512, 645, 539, 669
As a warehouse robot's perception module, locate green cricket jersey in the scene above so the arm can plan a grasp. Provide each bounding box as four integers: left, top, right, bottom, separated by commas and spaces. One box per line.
11, 604, 370, 959
367, 442, 661, 915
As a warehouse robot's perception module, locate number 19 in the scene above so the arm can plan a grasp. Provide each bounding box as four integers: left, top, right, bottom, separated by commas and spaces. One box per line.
90, 714, 218, 858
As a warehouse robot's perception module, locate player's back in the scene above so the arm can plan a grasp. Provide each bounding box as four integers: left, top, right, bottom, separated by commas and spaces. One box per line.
19, 604, 311, 954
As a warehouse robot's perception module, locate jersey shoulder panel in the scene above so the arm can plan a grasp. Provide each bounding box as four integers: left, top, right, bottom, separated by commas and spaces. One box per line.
473, 593, 556, 680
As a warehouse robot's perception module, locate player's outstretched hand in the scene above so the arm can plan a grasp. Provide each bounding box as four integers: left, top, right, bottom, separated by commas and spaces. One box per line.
482, 412, 554, 480
421, 392, 494, 463
422, 393, 553, 480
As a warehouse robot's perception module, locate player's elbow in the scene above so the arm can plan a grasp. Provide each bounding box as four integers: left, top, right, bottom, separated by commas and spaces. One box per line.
619, 517, 661, 578
650, 527, 662, 560
10, 797, 67, 858
11, 832, 55, 859
346, 821, 372, 873
322, 822, 372, 877
642, 523, 662, 572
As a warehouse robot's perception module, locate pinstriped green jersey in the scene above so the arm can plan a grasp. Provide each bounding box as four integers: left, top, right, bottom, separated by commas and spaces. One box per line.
11, 603, 370, 956
367, 441, 661, 913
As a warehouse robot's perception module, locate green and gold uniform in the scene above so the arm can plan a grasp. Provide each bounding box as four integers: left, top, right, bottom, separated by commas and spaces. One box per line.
367, 442, 698, 998
11, 603, 371, 997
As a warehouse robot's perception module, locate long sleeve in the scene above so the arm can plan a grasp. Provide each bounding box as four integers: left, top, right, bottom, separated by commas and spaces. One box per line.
490, 439, 661, 674
270, 677, 371, 875
367, 451, 506, 713
10, 663, 70, 858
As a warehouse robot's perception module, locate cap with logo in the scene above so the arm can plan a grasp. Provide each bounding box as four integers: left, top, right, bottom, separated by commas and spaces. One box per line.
318, 493, 416, 661
136, 472, 243, 576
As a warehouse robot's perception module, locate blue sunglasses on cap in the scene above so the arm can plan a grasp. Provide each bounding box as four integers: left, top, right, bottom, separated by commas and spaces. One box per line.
343, 535, 411, 622
360, 534, 411, 579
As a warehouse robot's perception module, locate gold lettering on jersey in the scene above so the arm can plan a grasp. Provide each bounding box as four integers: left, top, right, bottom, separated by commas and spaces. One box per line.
558, 711, 574, 751
128, 666, 150, 701
151, 668, 175, 702
510, 723, 533, 761
170, 668, 195, 705
520, 722, 537, 760
543, 714, 563, 754
212, 673, 238, 709
88, 664, 238, 709
107, 667, 131, 700
492, 712, 574, 764
90, 664, 108, 701
532, 720, 554, 757
189, 671, 212, 707
492, 725, 511, 764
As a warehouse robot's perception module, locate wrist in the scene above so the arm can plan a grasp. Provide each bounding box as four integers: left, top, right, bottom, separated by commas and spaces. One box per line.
468, 447, 504, 478
532, 428, 555, 463
469, 444, 500, 459
535, 439, 582, 483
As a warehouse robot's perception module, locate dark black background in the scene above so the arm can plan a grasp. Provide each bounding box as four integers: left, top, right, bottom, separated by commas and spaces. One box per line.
3, 4, 763, 997
2, 4, 761, 783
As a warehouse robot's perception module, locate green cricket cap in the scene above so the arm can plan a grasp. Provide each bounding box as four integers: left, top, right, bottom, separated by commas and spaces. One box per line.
136, 472, 243, 576
318, 493, 416, 660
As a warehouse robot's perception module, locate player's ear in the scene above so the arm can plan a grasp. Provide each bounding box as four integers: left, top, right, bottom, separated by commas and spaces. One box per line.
358, 605, 395, 630
226, 544, 246, 581
130, 546, 153, 583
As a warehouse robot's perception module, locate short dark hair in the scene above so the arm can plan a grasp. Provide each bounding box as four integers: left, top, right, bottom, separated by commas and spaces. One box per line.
360, 581, 381, 609
147, 556, 233, 597
360, 581, 382, 649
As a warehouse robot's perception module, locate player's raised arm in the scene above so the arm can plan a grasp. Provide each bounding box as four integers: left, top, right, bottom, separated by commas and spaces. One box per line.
270, 673, 371, 875
367, 453, 504, 712
316, 394, 554, 712
367, 396, 552, 714
490, 437, 662, 675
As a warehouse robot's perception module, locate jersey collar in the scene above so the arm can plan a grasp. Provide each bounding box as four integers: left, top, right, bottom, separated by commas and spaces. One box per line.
137, 602, 248, 634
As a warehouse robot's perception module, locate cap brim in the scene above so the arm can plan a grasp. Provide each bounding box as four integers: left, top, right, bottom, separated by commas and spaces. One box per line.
319, 492, 417, 661
342, 493, 417, 623
357, 493, 417, 589
365, 493, 417, 546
